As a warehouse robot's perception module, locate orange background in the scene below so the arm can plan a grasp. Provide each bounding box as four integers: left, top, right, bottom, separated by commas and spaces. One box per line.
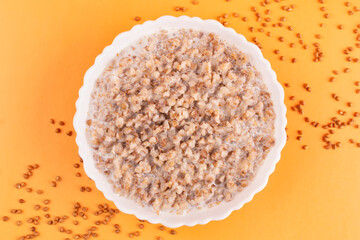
0, 0, 360, 239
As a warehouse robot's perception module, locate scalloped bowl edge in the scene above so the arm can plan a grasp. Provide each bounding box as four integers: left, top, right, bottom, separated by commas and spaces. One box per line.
73, 15, 287, 228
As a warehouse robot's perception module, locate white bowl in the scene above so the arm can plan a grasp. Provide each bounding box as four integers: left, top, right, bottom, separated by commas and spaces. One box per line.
73, 15, 287, 228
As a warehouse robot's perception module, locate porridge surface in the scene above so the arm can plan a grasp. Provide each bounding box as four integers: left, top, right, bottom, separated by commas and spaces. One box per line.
87, 29, 275, 213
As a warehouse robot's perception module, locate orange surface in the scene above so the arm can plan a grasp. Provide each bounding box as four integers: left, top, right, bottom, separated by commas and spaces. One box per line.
0, 0, 360, 239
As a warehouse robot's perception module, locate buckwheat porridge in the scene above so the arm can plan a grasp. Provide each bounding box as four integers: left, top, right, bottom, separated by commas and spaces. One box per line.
87, 29, 275, 213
